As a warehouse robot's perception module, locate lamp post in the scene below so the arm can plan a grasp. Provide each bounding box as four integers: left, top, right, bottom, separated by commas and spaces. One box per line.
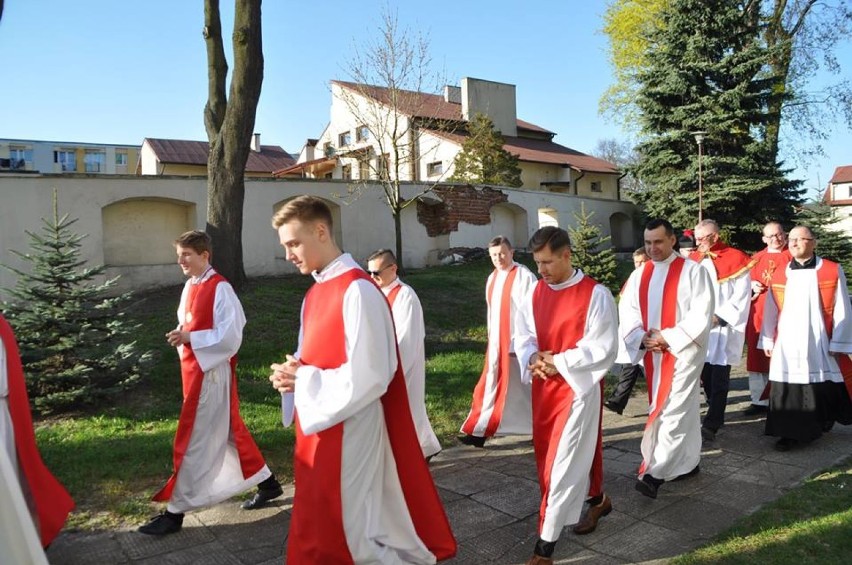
691, 131, 707, 222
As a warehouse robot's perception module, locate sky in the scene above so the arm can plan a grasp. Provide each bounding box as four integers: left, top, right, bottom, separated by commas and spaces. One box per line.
0, 0, 849, 196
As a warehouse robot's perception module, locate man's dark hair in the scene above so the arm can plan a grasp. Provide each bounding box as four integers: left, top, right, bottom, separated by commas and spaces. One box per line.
367, 248, 396, 265
174, 230, 212, 255
529, 226, 571, 253
645, 218, 674, 237
488, 235, 512, 249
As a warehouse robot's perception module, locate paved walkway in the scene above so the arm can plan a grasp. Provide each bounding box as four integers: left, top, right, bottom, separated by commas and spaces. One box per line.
47, 373, 852, 564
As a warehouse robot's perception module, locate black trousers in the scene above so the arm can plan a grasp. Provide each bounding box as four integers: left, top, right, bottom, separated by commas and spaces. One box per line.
606, 363, 645, 412
701, 363, 731, 432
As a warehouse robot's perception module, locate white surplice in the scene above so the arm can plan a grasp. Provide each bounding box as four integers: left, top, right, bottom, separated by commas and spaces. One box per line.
759, 259, 852, 384
168, 270, 271, 513
291, 254, 436, 564
619, 254, 714, 481
696, 256, 752, 366
382, 278, 441, 458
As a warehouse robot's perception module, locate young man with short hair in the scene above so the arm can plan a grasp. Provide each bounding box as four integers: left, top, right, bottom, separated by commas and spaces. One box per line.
269, 196, 456, 563
139, 230, 282, 536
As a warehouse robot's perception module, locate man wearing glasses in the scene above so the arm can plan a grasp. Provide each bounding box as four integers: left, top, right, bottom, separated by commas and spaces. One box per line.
689, 220, 752, 442
366, 249, 441, 460
758, 226, 852, 451
744, 222, 791, 416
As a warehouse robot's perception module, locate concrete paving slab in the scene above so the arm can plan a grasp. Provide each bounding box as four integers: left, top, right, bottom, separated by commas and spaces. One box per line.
117, 514, 214, 560
644, 497, 746, 540
470, 476, 540, 519
134, 540, 241, 565
595, 521, 695, 563
46, 531, 130, 565
442, 497, 518, 542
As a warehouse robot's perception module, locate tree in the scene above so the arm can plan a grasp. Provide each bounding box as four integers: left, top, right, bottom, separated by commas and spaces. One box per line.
629, 0, 803, 249
794, 193, 852, 277
1, 194, 152, 414
203, 0, 263, 291
450, 113, 522, 187
337, 8, 451, 268
601, 0, 852, 164
592, 137, 644, 197
567, 204, 620, 294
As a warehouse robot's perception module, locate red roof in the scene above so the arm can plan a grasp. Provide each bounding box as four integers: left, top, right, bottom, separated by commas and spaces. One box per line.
830, 165, 852, 184
332, 81, 554, 135
423, 128, 620, 174
144, 138, 295, 173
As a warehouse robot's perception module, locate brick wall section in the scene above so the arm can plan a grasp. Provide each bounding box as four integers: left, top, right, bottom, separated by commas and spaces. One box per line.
416, 185, 508, 237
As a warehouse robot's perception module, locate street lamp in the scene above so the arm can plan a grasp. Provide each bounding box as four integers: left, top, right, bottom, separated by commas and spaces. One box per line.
691, 131, 707, 222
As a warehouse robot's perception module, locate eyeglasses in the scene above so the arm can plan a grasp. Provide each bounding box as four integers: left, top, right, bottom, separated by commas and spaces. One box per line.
695, 233, 715, 242
788, 237, 814, 243
367, 264, 393, 277
762, 233, 785, 240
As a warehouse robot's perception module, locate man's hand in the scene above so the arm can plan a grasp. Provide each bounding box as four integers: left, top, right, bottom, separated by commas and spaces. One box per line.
764, 348, 772, 358
642, 329, 669, 352
528, 350, 558, 379
165, 327, 189, 347
270, 354, 301, 393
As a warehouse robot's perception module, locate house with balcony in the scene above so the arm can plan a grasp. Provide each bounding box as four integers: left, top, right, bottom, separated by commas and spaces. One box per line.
0, 138, 140, 174
138, 135, 295, 177
825, 164, 852, 234
275, 77, 622, 200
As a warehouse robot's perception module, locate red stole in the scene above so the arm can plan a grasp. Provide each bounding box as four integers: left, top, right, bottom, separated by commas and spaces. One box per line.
153, 273, 266, 502
386, 282, 403, 307
745, 248, 791, 373
530, 274, 596, 533
1, 314, 74, 547
461, 266, 519, 437
768, 259, 852, 397
637, 257, 685, 476
287, 269, 456, 564
689, 241, 751, 283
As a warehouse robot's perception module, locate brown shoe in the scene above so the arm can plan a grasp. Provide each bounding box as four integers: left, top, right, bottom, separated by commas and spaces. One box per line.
525, 556, 554, 565
572, 493, 612, 535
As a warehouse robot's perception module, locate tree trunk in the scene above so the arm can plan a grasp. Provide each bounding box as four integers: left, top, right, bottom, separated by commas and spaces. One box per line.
203, 0, 264, 291
393, 206, 403, 274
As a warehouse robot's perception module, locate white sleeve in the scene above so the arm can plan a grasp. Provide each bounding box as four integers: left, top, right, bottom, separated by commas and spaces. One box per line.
758, 286, 779, 351
512, 286, 539, 385
829, 267, 852, 354
189, 283, 246, 373
0, 339, 7, 399
553, 285, 619, 395
294, 280, 398, 435
715, 273, 751, 331
392, 286, 425, 378
618, 269, 646, 365
661, 265, 715, 355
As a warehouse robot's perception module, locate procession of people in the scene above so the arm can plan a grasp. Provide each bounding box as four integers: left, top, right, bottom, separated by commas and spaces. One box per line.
3, 195, 850, 565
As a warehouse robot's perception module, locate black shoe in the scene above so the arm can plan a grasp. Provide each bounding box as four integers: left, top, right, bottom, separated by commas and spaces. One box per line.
743, 404, 768, 416
603, 400, 624, 415
701, 426, 716, 441
242, 484, 284, 510
457, 434, 486, 448
774, 437, 798, 452
138, 511, 183, 535
635, 475, 664, 499
673, 465, 700, 482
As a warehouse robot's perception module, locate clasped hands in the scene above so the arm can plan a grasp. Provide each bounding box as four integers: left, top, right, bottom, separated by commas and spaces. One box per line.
165, 327, 189, 347
642, 329, 669, 352
528, 351, 558, 380
270, 354, 301, 393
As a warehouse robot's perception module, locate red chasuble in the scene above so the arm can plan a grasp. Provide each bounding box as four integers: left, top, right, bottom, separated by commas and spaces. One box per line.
530, 274, 596, 531
688, 241, 751, 283
745, 249, 791, 373
0, 314, 74, 547
287, 269, 456, 563
153, 273, 266, 502
461, 266, 519, 437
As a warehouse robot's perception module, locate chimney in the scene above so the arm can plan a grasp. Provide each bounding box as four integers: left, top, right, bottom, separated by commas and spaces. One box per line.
251, 133, 261, 152
444, 85, 461, 104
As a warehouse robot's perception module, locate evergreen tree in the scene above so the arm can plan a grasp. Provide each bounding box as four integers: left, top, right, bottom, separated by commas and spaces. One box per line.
794, 192, 852, 277
1, 193, 152, 413
567, 204, 619, 294
450, 113, 523, 188
630, 0, 803, 249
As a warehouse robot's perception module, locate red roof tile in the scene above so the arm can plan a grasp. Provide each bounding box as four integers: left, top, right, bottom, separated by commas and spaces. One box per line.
830, 165, 852, 184
144, 138, 295, 173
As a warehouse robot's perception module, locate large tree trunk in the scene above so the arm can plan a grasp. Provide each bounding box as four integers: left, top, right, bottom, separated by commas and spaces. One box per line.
203, 0, 263, 291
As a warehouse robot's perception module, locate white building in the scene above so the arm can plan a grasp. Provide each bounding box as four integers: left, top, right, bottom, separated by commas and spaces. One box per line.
0, 138, 139, 175
826, 165, 852, 235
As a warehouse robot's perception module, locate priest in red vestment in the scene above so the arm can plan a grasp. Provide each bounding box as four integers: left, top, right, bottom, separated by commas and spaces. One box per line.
514, 226, 618, 564
270, 196, 456, 564
0, 312, 74, 549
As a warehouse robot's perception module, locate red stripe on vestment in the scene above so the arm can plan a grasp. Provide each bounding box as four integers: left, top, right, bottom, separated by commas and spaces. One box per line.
638, 261, 655, 404
386, 283, 403, 307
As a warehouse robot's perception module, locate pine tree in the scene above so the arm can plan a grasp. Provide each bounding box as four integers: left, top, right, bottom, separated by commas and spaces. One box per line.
630, 0, 803, 249
450, 113, 523, 187
1, 193, 152, 413
567, 204, 619, 294
794, 192, 852, 277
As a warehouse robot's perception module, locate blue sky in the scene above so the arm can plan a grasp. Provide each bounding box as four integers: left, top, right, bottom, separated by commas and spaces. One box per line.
1, 0, 848, 196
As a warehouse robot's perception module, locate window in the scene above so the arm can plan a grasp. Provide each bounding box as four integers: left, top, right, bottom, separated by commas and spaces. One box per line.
590, 181, 602, 193
85, 150, 106, 173
342, 164, 352, 180
356, 125, 370, 143
338, 131, 352, 147
9, 146, 33, 168
115, 152, 128, 166
427, 161, 443, 177
377, 154, 390, 180
54, 150, 76, 172
359, 159, 370, 180
323, 142, 335, 157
